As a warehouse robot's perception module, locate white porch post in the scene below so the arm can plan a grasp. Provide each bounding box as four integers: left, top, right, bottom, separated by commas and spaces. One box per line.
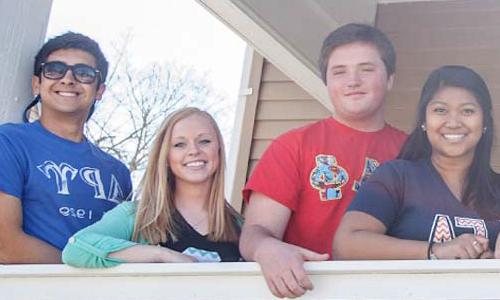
0, 0, 52, 123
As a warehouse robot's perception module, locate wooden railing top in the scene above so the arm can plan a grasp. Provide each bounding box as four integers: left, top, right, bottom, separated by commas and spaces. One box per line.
2, 260, 500, 299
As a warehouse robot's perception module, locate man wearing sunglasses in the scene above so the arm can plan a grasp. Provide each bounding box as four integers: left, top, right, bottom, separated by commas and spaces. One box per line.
0, 32, 132, 263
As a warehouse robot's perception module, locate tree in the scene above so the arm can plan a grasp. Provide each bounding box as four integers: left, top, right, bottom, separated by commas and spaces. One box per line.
86, 35, 227, 182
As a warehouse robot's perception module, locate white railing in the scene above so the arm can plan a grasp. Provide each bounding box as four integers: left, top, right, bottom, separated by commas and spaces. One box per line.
2, 260, 500, 299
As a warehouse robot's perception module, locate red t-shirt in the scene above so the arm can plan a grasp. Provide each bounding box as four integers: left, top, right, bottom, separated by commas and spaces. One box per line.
243, 117, 407, 257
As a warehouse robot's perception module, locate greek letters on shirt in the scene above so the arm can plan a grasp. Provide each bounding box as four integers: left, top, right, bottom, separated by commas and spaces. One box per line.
309, 155, 380, 201
352, 158, 380, 192
429, 214, 488, 242
309, 155, 349, 201
37, 160, 125, 203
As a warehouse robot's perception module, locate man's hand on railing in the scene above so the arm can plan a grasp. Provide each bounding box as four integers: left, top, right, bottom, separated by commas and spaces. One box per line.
254, 240, 328, 298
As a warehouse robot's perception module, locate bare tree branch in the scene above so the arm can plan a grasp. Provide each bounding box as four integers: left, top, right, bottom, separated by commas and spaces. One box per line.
85, 35, 225, 178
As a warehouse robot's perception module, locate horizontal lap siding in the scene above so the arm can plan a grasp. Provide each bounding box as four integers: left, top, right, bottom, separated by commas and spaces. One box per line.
247, 60, 329, 177
246, 0, 500, 178
377, 0, 500, 171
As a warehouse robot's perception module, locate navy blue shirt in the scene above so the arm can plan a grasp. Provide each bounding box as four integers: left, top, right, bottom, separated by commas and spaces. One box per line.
348, 159, 500, 250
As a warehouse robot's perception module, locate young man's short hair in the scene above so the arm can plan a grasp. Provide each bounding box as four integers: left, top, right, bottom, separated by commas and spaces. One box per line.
319, 23, 396, 84
33, 32, 109, 85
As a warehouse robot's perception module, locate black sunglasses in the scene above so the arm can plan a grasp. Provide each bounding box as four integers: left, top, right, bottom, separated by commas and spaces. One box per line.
40, 61, 102, 84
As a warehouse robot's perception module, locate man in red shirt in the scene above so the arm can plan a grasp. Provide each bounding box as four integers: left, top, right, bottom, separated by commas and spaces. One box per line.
240, 23, 407, 298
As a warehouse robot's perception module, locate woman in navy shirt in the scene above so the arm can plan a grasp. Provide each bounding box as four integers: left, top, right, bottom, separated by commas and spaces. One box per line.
333, 65, 500, 260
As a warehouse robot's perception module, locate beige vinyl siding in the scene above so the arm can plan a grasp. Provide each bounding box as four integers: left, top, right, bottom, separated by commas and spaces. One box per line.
377, 0, 500, 171
247, 60, 330, 176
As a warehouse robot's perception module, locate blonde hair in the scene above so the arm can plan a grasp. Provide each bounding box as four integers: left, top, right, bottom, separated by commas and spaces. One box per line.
132, 107, 240, 244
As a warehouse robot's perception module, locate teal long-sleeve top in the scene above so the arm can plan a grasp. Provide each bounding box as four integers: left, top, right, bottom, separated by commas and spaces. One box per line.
62, 201, 144, 268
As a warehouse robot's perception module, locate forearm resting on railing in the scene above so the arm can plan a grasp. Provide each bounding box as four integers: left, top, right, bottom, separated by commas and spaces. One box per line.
0, 231, 61, 264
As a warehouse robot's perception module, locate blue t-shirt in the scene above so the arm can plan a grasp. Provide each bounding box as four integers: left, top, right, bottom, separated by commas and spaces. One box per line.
0, 121, 132, 250
348, 159, 500, 250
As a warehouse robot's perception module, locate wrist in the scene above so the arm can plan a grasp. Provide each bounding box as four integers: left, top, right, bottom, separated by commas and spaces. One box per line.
254, 237, 280, 263
427, 241, 439, 260
155, 246, 170, 263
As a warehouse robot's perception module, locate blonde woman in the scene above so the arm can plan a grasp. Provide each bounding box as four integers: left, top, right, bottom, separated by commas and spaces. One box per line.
62, 107, 241, 267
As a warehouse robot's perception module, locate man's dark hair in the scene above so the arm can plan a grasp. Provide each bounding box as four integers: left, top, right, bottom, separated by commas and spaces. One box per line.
23, 32, 108, 122
319, 23, 396, 84
398, 65, 500, 219
33, 32, 108, 85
